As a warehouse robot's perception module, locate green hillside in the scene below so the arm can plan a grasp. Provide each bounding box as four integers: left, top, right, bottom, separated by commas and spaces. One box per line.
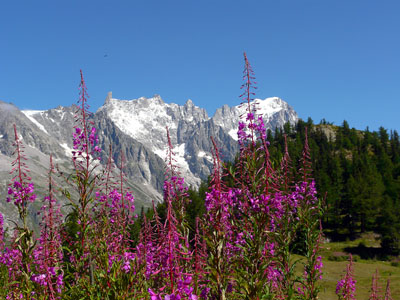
265, 118, 400, 255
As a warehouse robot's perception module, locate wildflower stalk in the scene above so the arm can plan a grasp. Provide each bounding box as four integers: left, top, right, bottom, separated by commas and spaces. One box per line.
71, 70, 100, 253
280, 134, 292, 192
192, 217, 207, 295
148, 127, 194, 299
384, 279, 392, 300
296, 130, 324, 299
239, 52, 257, 146
63, 70, 101, 296
369, 269, 380, 300
5, 125, 38, 297
336, 254, 356, 300
33, 155, 64, 298
204, 137, 233, 300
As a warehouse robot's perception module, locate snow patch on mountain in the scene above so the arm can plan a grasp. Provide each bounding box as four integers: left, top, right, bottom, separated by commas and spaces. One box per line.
228, 129, 237, 140
173, 143, 189, 170
97, 94, 209, 156
197, 150, 213, 162
60, 143, 73, 157
154, 143, 201, 186
255, 97, 283, 116
154, 143, 186, 171
22, 110, 48, 134
99, 96, 177, 148
213, 97, 298, 141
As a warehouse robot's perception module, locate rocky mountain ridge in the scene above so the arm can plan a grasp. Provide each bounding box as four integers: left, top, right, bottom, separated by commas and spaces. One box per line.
0, 94, 298, 225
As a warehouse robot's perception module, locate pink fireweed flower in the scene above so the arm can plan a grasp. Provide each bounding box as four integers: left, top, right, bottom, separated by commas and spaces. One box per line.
121, 252, 135, 273
336, 255, 356, 300
315, 256, 323, 279
0, 247, 22, 270
239, 52, 258, 145
33, 171, 64, 297
205, 188, 235, 237
369, 269, 381, 300
72, 71, 101, 167
148, 289, 162, 300
149, 275, 199, 300
7, 181, 36, 206
237, 121, 248, 145
256, 115, 267, 140
31, 273, 47, 286
263, 241, 275, 257
246, 112, 254, 121
56, 274, 63, 293
105, 189, 135, 224
264, 265, 283, 290
7, 126, 37, 209
0, 213, 4, 251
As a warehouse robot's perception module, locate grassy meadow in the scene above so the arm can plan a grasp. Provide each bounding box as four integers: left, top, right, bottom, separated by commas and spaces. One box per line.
303, 232, 400, 299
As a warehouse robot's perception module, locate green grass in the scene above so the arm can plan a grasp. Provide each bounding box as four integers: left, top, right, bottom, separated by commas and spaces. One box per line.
319, 259, 400, 299
315, 232, 400, 299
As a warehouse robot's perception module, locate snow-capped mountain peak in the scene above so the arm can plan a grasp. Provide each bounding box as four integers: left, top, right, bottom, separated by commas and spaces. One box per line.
98, 93, 209, 149
96, 93, 297, 187
212, 97, 298, 140
97, 93, 212, 186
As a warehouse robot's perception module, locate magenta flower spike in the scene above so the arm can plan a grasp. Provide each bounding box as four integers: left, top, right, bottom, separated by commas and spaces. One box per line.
369, 269, 380, 300
0, 213, 4, 251
70, 70, 102, 253
238, 52, 258, 147
3, 125, 38, 298
384, 279, 392, 300
336, 254, 356, 300
7, 125, 37, 218
164, 126, 189, 223
72, 70, 101, 174
192, 217, 207, 295
147, 126, 194, 299
33, 155, 64, 298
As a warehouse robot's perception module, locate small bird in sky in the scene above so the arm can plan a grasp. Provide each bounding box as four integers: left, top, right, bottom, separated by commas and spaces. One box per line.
104, 54, 108, 58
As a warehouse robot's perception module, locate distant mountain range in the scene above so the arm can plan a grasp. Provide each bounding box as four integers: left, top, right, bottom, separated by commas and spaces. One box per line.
0, 93, 298, 226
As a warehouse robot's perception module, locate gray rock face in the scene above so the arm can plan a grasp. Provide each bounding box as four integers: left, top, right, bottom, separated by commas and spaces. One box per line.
97, 95, 297, 188
93, 109, 165, 197
0, 95, 298, 226
0, 102, 65, 158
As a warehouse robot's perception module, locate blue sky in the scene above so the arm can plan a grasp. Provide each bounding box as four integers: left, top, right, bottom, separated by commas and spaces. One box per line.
1, 0, 399, 132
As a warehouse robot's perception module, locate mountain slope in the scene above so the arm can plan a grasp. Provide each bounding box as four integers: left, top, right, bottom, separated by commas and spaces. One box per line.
0, 94, 298, 226
97, 93, 298, 187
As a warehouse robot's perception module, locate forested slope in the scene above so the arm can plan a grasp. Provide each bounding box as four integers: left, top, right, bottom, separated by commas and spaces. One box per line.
179, 118, 400, 255
284, 119, 400, 254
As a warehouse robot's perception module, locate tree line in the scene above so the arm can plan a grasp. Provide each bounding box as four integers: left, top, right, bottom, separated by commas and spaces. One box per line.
153, 118, 400, 256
